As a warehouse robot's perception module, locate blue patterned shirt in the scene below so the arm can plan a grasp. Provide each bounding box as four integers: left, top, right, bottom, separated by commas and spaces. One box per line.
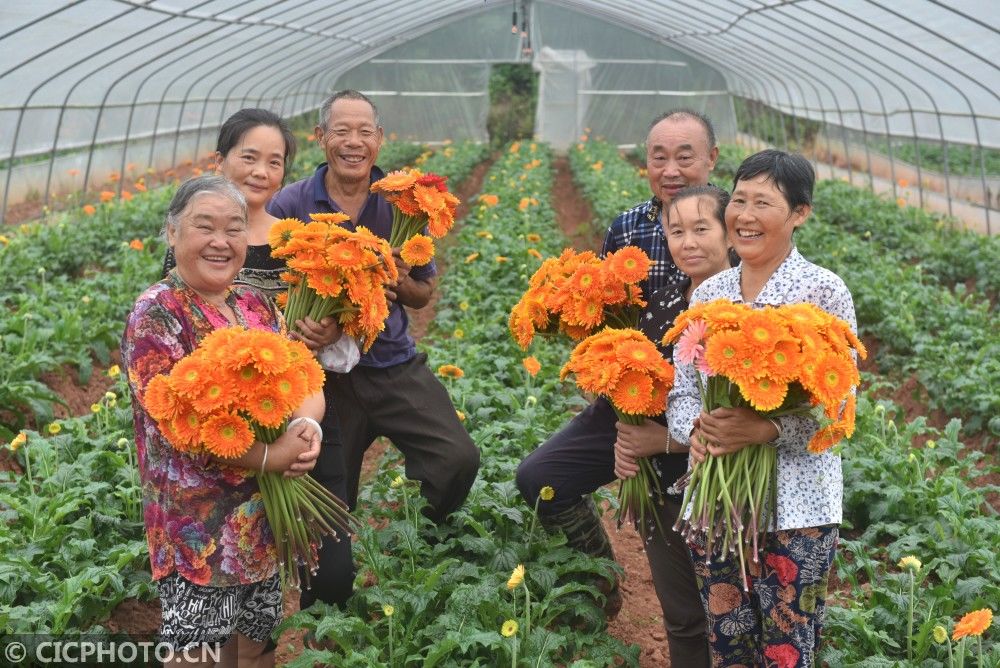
601, 197, 684, 301
668, 247, 857, 530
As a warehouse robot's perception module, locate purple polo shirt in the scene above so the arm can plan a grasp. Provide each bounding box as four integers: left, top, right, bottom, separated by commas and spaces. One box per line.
268, 163, 437, 368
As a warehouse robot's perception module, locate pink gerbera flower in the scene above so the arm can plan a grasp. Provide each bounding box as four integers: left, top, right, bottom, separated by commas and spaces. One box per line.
675, 319, 708, 365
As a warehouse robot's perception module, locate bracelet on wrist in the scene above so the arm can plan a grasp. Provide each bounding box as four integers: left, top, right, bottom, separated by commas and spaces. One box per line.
767, 417, 782, 442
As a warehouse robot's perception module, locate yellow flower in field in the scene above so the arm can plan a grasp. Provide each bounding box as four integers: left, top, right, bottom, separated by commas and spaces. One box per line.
455, 410, 466, 422
495, 255, 510, 263
932, 625, 948, 644
952, 608, 993, 640
465, 252, 480, 263
926, 439, 936, 449
91, 403, 102, 414
897, 197, 906, 208
391, 475, 404, 488
898, 556, 921, 572
9, 432, 27, 452
501, 620, 518, 637
518, 197, 531, 212
48, 423, 62, 435
527, 248, 542, 259
539, 486, 554, 501
105, 391, 116, 401
437, 364, 464, 379
525, 233, 541, 242
591, 161, 603, 171
383, 604, 394, 617
81, 295, 91, 304
107, 365, 121, 378
453, 328, 464, 339
507, 564, 525, 590
0, 235, 9, 246
459, 301, 469, 311
116, 437, 129, 449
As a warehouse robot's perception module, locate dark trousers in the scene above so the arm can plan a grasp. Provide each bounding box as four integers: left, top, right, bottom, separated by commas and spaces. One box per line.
298, 439, 354, 610
515, 397, 710, 667
328, 352, 480, 523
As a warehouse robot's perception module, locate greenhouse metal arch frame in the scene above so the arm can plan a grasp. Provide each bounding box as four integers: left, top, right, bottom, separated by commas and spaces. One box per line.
1, 0, 997, 233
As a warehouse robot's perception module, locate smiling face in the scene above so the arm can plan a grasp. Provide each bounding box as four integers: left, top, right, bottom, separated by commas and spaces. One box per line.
216, 124, 286, 211
316, 98, 383, 186
646, 116, 718, 205
665, 195, 731, 285
726, 174, 810, 271
167, 193, 247, 299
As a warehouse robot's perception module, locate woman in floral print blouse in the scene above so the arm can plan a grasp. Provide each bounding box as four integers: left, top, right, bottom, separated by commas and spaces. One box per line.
668, 150, 858, 668
122, 175, 323, 666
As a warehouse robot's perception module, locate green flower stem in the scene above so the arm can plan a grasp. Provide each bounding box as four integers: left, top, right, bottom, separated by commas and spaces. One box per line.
524, 584, 532, 637
907, 571, 915, 661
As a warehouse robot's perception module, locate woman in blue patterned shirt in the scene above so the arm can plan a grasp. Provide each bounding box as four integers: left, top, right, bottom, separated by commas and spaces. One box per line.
668, 150, 858, 668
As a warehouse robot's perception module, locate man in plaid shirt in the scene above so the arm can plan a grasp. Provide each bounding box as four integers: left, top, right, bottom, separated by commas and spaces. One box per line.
517, 110, 720, 666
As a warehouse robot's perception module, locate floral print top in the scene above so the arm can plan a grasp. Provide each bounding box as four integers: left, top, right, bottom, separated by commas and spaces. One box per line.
668, 248, 857, 530
122, 271, 281, 586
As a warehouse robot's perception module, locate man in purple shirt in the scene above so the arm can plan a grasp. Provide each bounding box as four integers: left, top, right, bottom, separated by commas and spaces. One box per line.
269, 90, 480, 607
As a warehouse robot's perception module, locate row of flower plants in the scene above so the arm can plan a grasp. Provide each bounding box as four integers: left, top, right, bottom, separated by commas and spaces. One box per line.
276, 140, 639, 666
0, 140, 478, 634
566, 142, 999, 666
571, 138, 1000, 435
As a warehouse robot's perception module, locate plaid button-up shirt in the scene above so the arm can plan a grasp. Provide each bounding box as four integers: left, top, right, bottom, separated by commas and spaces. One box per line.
600, 197, 684, 301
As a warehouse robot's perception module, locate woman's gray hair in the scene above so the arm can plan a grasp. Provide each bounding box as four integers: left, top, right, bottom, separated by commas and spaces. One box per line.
163, 175, 248, 237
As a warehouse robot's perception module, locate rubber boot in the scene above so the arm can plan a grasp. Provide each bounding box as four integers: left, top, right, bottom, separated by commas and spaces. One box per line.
538, 496, 623, 619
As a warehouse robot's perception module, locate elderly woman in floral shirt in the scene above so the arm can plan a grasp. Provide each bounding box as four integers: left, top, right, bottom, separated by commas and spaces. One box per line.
669, 151, 858, 668
122, 175, 322, 667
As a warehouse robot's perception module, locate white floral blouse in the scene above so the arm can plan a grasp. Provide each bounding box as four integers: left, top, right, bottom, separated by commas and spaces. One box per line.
667, 247, 858, 530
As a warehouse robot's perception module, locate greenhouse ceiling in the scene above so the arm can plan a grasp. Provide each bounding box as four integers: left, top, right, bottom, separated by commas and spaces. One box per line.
2, 1, 998, 229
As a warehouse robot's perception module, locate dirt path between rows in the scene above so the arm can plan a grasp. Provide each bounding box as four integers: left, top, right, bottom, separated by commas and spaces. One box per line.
549, 157, 670, 667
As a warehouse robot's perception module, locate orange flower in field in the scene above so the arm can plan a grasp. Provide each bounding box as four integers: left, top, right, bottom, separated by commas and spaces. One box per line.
522, 356, 541, 377
616, 340, 657, 369
610, 369, 654, 415
232, 364, 263, 398
568, 265, 603, 296
465, 252, 480, 263
200, 412, 254, 458
268, 218, 305, 252
495, 255, 510, 263
274, 371, 308, 408
607, 247, 651, 284
479, 193, 499, 207
739, 375, 788, 411
370, 169, 419, 193
135, 182, 147, 192
326, 241, 365, 269
518, 197, 531, 212
100, 191, 115, 202
569, 297, 605, 329
526, 233, 541, 243
527, 248, 542, 259
308, 212, 351, 225
763, 338, 801, 382
437, 364, 464, 379
129, 239, 144, 251
704, 330, 747, 377
952, 608, 993, 641
83, 204, 96, 216
743, 310, 783, 353
401, 234, 434, 266
121, 190, 133, 201
699, 300, 750, 332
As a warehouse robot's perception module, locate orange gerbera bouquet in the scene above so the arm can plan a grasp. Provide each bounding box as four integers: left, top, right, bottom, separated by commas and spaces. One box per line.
560, 327, 675, 530
143, 327, 355, 589
662, 299, 866, 588
509, 246, 650, 349
269, 213, 397, 353
369, 168, 460, 266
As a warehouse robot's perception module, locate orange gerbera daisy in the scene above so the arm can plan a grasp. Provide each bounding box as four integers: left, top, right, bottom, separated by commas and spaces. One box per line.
401, 234, 434, 266
427, 205, 456, 239
610, 369, 655, 416
268, 218, 305, 252
370, 169, 418, 194
189, 378, 236, 414
526, 233, 541, 242
527, 248, 542, 259
144, 374, 183, 420
170, 406, 203, 451
522, 356, 541, 377
739, 375, 788, 411
437, 364, 464, 379
607, 246, 651, 284
327, 240, 365, 269
700, 300, 750, 332
169, 356, 213, 399
244, 393, 289, 429
807, 353, 855, 407
807, 421, 848, 454
763, 338, 802, 382
568, 265, 604, 296
742, 310, 784, 353
246, 331, 292, 374
570, 297, 605, 329
200, 412, 254, 458
703, 330, 747, 377
232, 364, 264, 399
308, 212, 351, 225
952, 608, 993, 641
275, 292, 288, 308
274, 369, 309, 407
306, 270, 346, 299
616, 339, 658, 370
